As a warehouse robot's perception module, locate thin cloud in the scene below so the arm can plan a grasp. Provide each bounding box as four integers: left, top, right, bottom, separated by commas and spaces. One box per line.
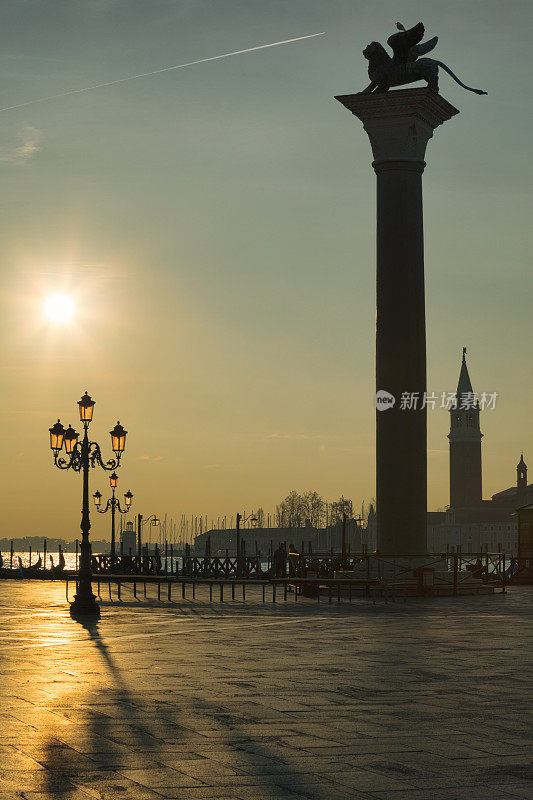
0, 125, 42, 165
268, 433, 320, 440
139, 454, 164, 461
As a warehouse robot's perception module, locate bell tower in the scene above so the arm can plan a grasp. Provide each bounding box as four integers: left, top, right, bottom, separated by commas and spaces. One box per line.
448, 348, 483, 508
517, 454, 527, 491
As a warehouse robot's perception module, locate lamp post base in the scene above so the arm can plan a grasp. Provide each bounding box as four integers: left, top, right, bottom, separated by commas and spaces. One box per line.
70, 588, 100, 618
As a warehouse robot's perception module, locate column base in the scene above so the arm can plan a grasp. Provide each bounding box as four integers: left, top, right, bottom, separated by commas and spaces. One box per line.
70, 589, 100, 618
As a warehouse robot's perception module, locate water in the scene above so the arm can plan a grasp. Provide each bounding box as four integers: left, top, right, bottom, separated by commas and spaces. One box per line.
3, 551, 85, 570
1, 552, 187, 573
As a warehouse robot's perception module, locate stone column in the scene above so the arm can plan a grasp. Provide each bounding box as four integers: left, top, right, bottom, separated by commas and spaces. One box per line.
335, 88, 458, 555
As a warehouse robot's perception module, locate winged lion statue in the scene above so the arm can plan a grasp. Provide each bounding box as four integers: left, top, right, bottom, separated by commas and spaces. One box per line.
360, 22, 487, 96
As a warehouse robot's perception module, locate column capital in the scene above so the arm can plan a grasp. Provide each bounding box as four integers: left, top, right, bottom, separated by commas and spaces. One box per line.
335, 88, 459, 168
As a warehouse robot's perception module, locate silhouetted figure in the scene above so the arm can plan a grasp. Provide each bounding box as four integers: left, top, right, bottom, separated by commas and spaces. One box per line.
470, 558, 484, 580
273, 543, 287, 578
154, 543, 162, 573
288, 542, 298, 578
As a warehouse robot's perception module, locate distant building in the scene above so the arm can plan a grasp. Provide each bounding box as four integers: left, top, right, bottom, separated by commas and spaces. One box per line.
195, 350, 528, 558
427, 507, 517, 555
121, 521, 137, 555
365, 505, 377, 551
428, 349, 532, 555
315, 518, 365, 552
193, 526, 319, 556
490, 453, 533, 509
194, 519, 374, 555
516, 503, 533, 563
195, 516, 374, 556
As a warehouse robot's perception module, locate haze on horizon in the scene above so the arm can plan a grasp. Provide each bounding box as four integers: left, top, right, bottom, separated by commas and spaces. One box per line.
1, 0, 531, 541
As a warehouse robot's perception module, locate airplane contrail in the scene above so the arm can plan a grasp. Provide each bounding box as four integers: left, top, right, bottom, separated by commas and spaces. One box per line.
0, 32, 325, 113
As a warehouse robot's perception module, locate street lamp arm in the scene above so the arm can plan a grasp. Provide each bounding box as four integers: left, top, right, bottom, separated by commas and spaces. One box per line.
115, 500, 129, 514
95, 497, 130, 515
96, 499, 113, 514
88, 441, 121, 471
53, 441, 120, 472
53, 442, 83, 471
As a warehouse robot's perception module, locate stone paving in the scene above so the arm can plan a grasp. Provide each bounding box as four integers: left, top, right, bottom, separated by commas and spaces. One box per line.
0, 580, 531, 800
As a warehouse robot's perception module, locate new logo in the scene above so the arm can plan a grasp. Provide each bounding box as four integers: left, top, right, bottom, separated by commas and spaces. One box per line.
376, 390, 395, 410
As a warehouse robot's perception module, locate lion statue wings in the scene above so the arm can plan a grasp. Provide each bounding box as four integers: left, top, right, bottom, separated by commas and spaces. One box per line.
360, 22, 487, 96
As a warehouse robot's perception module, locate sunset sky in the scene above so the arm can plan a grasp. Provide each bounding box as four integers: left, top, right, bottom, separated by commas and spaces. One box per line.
1, 0, 531, 541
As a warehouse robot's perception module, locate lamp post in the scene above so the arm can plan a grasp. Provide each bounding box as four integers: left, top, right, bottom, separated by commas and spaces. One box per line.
93, 475, 133, 563
49, 392, 127, 617
235, 513, 242, 576
137, 514, 160, 564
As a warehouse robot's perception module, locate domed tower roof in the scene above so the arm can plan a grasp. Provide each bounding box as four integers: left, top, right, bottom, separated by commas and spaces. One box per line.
517, 452, 528, 491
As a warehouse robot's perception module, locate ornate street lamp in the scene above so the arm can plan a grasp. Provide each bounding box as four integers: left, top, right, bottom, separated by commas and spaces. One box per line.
63, 425, 79, 454
93, 473, 133, 561
110, 422, 127, 454
49, 391, 128, 617
78, 392, 95, 423
49, 420, 65, 452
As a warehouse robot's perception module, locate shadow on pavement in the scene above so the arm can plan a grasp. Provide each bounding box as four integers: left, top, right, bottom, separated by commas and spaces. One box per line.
38, 613, 336, 800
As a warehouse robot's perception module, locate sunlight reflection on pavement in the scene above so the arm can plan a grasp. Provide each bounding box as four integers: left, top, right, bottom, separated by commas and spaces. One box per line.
0, 580, 532, 800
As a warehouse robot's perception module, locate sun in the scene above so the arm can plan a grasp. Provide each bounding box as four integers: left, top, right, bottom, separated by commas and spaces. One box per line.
44, 293, 75, 323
